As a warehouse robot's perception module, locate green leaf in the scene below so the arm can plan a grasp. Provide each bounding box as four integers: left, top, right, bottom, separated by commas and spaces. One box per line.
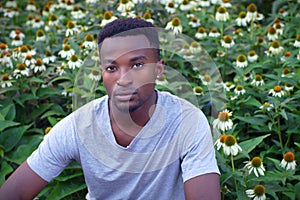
5, 143, 38, 165
239, 134, 271, 154
234, 115, 268, 126
46, 180, 86, 199
0, 124, 31, 152
295, 182, 300, 200
0, 161, 13, 185
0, 103, 16, 121
54, 172, 84, 182
280, 109, 288, 120
37, 87, 62, 97
0, 120, 20, 132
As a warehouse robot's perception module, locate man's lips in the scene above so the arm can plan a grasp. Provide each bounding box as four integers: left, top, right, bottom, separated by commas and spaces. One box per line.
113, 90, 137, 101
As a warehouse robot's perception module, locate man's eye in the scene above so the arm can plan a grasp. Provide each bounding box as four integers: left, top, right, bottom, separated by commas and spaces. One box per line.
132, 63, 144, 69
105, 66, 117, 72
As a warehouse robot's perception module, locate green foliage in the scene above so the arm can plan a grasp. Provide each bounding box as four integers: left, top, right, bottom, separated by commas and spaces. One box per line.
0, 0, 299, 199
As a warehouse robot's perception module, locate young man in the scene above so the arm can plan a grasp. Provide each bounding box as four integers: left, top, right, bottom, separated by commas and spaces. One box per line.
0, 18, 220, 199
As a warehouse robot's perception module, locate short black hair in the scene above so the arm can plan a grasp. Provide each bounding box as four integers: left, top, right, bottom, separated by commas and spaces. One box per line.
97, 18, 160, 57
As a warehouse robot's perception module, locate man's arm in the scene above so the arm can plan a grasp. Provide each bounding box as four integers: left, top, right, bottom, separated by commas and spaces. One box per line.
184, 173, 221, 200
0, 160, 48, 200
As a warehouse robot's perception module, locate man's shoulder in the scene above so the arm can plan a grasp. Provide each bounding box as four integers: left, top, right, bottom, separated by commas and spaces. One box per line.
157, 90, 199, 111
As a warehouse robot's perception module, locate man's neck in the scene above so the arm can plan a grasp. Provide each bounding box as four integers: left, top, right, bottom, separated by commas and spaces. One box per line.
109, 91, 157, 138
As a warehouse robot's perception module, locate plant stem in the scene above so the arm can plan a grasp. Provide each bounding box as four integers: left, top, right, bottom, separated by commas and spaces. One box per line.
231, 154, 238, 193
276, 97, 283, 150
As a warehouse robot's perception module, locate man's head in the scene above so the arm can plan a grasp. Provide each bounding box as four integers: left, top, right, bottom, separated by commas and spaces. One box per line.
98, 18, 164, 113
98, 18, 160, 59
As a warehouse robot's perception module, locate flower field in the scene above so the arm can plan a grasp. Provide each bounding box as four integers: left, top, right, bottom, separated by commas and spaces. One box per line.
0, 0, 299, 199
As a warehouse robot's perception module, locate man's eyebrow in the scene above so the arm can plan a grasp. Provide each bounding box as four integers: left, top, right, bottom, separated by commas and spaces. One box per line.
129, 55, 147, 62
102, 55, 148, 64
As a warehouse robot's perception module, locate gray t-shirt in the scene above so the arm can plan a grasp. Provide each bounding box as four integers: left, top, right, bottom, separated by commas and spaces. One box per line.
27, 91, 219, 199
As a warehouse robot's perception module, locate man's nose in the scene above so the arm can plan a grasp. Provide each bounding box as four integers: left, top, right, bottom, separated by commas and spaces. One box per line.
116, 68, 133, 86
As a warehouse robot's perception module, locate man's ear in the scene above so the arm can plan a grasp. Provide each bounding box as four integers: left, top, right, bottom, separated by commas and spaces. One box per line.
155, 59, 164, 78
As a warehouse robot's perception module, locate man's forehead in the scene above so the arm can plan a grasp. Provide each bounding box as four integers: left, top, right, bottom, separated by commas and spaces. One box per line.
100, 35, 156, 61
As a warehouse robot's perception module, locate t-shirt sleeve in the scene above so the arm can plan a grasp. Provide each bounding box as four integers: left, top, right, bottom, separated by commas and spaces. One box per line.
180, 111, 220, 182
27, 114, 79, 182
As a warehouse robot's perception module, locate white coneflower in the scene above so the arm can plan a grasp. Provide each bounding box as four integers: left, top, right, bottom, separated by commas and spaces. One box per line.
9, 30, 25, 40
5, 0, 17, 7
236, 54, 248, 68
195, 27, 207, 39
246, 185, 266, 200
156, 74, 168, 85
3, 8, 18, 18
58, 44, 75, 59
100, 11, 118, 27
259, 102, 274, 111
243, 72, 252, 82
32, 17, 45, 28
280, 152, 297, 170
214, 134, 227, 150
88, 70, 101, 81
18, 45, 30, 58
143, 12, 154, 24
65, 20, 80, 37
247, 50, 258, 62
284, 82, 294, 92
199, 0, 210, 7
26, 15, 35, 26
221, 35, 235, 48
23, 54, 36, 67
269, 85, 285, 97
251, 74, 264, 86
48, 14, 59, 26
246, 3, 258, 22
269, 40, 284, 55
82, 34, 97, 50
199, 74, 211, 85
244, 157, 266, 177
31, 58, 46, 73
216, 50, 225, 57
36, 29, 46, 41
211, 0, 222, 4
190, 41, 201, 54
165, 17, 183, 35
234, 85, 246, 96
278, 7, 288, 17
71, 5, 85, 20
0, 43, 9, 53
180, 0, 196, 11
273, 22, 283, 35
280, 51, 292, 62
188, 16, 200, 28
221, 0, 232, 8
223, 134, 242, 156
223, 82, 235, 91
117, 0, 135, 13
1, 74, 13, 88
56, 64, 67, 76
236, 11, 247, 27
281, 67, 294, 78
267, 26, 278, 41
43, 51, 56, 64
293, 34, 300, 48
193, 86, 204, 96
165, 2, 177, 14
11, 35, 23, 46
0, 52, 13, 69
212, 109, 233, 132
215, 6, 229, 22
13, 63, 30, 79
209, 28, 221, 38
68, 54, 82, 69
